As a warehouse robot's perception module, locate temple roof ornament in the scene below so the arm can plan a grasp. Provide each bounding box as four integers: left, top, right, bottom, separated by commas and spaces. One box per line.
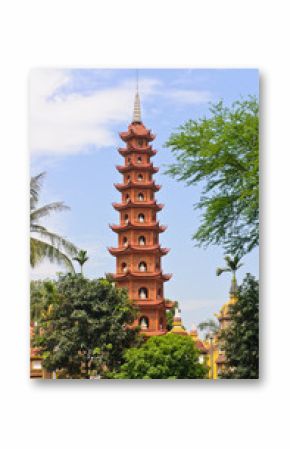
170, 308, 188, 336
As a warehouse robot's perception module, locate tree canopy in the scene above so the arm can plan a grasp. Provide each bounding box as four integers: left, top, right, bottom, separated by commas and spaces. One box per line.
113, 333, 207, 379
165, 97, 259, 256
32, 275, 140, 378
221, 274, 259, 379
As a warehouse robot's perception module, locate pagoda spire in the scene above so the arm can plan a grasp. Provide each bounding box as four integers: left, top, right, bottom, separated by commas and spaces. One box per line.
132, 71, 142, 123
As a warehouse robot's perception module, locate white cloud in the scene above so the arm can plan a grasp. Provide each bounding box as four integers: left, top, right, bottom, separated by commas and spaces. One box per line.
30, 69, 211, 157
29, 69, 160, 156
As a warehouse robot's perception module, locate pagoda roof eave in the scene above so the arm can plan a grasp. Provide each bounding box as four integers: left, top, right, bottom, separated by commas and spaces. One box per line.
108, 244, 170, 256
109, 222, 167, 233
119, 127, 156, 142
112, 271, 172, 281
165, 299, 175, 309
114, 181, 161, 192
118, 147, 157, 157
116, 163, 159, 174
134, 299, 166, 307
112, 200, 164, 211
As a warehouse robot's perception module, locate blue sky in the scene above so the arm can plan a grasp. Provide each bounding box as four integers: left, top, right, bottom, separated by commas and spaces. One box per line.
30, 68, 259, 331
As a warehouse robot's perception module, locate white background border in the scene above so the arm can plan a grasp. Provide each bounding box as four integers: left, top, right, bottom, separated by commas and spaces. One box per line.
0, 1, 288, 447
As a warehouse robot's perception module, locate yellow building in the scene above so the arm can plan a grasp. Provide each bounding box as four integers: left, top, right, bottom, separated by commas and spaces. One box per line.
170, 309, 210, 377
214, 278, 238, 377
169, 278, 239, 379
203, 335, 219, 379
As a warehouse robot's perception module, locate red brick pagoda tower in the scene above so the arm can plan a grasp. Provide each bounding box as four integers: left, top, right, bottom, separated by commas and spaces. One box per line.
109, 89, 172, 336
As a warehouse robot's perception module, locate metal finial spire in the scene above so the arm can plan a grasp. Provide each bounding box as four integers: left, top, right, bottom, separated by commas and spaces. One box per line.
132, 69, 142, 123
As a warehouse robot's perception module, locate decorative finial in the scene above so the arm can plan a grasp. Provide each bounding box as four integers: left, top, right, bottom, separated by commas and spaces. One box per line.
174, 308, 181, 319
132, 69, 142, 123
191, 323, 197, 332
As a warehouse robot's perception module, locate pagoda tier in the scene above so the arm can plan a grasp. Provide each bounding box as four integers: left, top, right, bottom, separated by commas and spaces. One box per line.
116, 162, 159, 174
119, 124, 155, 142
114, 181, 161, 192
118, 146, 157, 157
109, 221, 167, 233
108, 243, 170, 256
112, 270, 172, 282
112, 200, 164, 212
108, 91, 172, 336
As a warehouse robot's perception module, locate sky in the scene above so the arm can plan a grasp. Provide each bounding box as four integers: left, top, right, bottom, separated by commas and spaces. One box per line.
30, 68, 259, 331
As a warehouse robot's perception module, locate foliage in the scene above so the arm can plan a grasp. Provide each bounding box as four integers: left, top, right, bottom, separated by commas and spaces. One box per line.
198, 318, 219, 340
30, 280, 58, 323
113, 333, 207, 379
166, 300, 178, 331
220, 274, 259, 379
73, 250, 89, 274
165, 97, 259, 256
33, 274, 140, 378
30, 172, 78, 272
216, 255, 243, 278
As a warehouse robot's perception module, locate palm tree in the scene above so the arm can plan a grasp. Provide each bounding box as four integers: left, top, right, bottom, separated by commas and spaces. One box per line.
30, 172, 78, 272
73, 250, 89, 275
216, 255, 243, 294
198, 319, 219, 340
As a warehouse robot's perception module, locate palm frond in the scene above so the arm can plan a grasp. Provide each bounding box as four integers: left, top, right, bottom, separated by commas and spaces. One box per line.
224, 255, 232, 266
198, 319, 219, 334
224, 255, 243, 272
30, 202, 70, 222
216, 267, 231, 276
30, 224, 47, 233
30, 172, 46, 210
30, 237, 75, 273
31, 229, 78, 257
73, 250, 89, 267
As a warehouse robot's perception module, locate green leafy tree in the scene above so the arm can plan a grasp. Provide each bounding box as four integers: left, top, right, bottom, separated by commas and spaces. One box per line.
30, 172, 78, 272
165, 97, 259, 256
221, 274, 259, 379
73, 250, 89, 275
113, 333, 207, 379
33, 274, 140, 378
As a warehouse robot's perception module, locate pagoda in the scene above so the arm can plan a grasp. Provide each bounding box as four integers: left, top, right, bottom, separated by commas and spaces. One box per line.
108, 89, 172, 336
